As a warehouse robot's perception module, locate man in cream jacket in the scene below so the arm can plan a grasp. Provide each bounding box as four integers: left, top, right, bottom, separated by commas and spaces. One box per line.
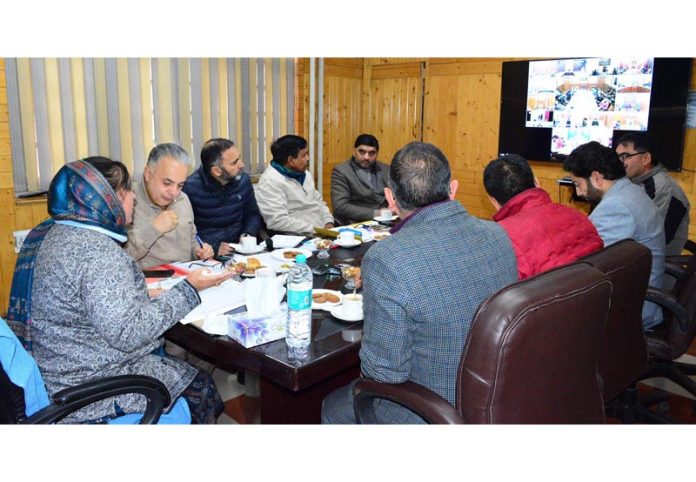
256, 135, 335, 235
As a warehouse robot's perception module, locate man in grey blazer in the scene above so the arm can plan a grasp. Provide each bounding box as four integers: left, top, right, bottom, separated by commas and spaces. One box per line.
321, 141, 518, 424
331, 134, 392, 225
564, 141, 665, 329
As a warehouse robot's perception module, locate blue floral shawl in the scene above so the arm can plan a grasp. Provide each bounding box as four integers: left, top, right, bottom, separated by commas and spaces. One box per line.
6, 160, 127, 352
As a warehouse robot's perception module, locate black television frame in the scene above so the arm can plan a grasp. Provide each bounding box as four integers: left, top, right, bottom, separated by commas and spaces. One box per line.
498, 57, 692, 171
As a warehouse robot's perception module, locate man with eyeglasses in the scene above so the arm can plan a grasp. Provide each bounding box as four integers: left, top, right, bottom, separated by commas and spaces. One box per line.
564, 141, 665, 329
331, 134, 392, 225
615, 133, 690, 256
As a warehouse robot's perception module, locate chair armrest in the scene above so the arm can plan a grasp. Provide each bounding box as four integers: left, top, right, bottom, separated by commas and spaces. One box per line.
645, 286, 689, 332
666, 255, 692, 267
683, 239, 696, 255
24, 375, 171, 425
665, 240, 696, 266
353, 378, 463, 424
664, 261, 686, 281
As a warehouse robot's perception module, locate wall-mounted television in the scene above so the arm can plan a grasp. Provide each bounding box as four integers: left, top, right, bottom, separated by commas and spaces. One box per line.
498, 57, 692, 171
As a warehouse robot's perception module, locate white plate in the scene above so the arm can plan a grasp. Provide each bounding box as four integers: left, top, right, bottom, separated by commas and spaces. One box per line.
276, 261, 294, 273
312, 289, 343, 310
230, 243, 265, 255
334, 238, 362, 248
373, 215, 398, 223
330, 304, 363, 322
271, 248, 313, 262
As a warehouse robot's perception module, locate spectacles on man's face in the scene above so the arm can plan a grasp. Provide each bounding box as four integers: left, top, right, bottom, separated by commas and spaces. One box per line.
617, 151, 646, 161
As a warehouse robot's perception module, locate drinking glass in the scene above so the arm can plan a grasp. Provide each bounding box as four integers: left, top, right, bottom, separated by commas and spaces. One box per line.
314, 238, 332, 259
341, 265, 361, 291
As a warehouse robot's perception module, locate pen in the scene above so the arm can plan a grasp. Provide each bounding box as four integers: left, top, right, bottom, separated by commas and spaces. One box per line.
195, 234, 204, 249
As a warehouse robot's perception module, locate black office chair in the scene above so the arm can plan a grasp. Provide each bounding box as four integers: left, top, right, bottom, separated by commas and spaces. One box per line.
353, 263, 612, 424
632, 247, 696, 422
1, 317, 176, 424
1, 368, 172, 424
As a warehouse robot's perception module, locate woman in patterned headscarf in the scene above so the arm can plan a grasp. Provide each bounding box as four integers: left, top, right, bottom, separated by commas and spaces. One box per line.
7, 157, 231, 424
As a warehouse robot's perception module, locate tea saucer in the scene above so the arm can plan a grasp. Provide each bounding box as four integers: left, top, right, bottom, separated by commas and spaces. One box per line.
373, 215, 398, 223
330, 305, 363, 322
230, 243, 265, 255
334, 238, 362, 248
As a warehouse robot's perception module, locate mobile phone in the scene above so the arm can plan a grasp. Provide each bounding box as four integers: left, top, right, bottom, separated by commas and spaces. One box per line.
143, 269, 175, 278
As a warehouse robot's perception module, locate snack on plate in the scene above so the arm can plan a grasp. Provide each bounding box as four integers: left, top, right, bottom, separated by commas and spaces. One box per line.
283, 250, 303, 259
312, 292, 327, 303
312, 292, 341, 304
244, 257, 262, 275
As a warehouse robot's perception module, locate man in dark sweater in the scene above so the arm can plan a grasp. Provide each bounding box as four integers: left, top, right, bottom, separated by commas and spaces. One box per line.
182, 138, 262, 256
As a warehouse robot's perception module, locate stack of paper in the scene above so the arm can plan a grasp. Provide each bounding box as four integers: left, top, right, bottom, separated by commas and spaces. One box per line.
180, 279, 246, 327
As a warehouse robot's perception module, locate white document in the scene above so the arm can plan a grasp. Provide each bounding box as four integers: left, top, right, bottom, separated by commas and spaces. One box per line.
180, 279, 246, 327
270, 234, 306, 249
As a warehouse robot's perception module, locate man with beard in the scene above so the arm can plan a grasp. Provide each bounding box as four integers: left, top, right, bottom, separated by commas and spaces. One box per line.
564, 141, 665, 329
331, 134, 392, 225
183, 138, 262, 256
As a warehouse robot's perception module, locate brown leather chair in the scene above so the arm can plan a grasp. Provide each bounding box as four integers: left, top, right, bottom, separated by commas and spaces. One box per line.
353, 262, 612, 424
578, 240, 651, 404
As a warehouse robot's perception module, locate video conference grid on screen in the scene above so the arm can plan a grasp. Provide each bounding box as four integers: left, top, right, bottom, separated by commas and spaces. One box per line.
525, 57, 654, 156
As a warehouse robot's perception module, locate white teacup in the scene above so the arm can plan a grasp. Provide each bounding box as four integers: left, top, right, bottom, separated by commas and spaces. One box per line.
240, 235, 257, 251
338, 231, 355, 243
342, 293, 363, 318
379, 208, 393, 220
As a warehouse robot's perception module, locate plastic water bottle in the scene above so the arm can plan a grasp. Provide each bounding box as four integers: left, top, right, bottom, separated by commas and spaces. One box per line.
286, 253, 313, 354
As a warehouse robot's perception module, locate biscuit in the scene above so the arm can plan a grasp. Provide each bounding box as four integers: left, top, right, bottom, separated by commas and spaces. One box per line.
313, 293, 327, 303
324, 293, 340, 303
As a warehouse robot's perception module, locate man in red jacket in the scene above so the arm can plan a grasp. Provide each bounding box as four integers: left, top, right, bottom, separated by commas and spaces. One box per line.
483, 154, 603, 279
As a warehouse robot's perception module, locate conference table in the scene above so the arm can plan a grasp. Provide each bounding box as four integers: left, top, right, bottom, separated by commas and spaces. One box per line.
165, 240, 372, 424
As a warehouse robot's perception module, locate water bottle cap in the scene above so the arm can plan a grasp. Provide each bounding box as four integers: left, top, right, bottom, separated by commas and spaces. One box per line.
295, 254, 307, 263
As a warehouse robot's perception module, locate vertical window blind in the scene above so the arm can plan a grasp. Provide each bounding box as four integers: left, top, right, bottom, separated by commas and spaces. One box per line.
5, 58, 296, 195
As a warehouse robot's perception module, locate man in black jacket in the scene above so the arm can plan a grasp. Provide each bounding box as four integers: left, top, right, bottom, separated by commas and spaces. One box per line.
182, 138, 262, 256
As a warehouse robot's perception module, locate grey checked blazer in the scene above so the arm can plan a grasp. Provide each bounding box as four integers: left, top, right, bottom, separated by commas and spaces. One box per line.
359, 200, 518, 423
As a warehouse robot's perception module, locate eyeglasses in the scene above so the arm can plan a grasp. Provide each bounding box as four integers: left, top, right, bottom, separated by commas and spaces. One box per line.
617, 151, 646, 161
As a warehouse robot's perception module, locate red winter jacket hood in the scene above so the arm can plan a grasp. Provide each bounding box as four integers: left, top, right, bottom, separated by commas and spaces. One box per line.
494, 188, 604, 279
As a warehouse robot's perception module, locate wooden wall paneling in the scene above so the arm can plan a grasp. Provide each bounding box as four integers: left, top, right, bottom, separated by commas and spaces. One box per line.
0, 189, 18, 315
422, 73, 459, 161
364, 62, 422, 166
295, 58, 308, 139
320, 61, 363, 207
456, 73, 502, 172
367, 58, 428, 66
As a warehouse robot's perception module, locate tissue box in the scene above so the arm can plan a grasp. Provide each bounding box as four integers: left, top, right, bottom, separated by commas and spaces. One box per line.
227, 304, 287, 348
